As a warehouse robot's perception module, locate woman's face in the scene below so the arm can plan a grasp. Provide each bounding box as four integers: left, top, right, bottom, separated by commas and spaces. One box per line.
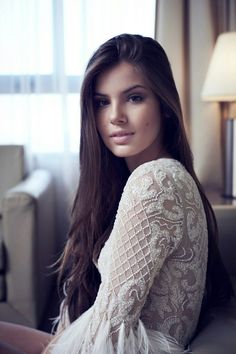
94, 61, 166, 171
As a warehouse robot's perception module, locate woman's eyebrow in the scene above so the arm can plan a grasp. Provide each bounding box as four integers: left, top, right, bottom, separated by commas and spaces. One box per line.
123, 84, 148, 94
94, 84, 148, 97
94, 92, 107, 97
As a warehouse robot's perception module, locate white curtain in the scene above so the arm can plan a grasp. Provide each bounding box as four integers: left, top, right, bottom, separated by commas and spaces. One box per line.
0, 0, 156, 246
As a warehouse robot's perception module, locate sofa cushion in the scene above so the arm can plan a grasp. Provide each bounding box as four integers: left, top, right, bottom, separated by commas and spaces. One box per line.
191, 299, 236, 353
0, 145, 24, 214
190, 205, 236, 353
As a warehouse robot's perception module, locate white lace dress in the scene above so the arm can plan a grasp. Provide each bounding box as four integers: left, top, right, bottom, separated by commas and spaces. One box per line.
48, 158, 208, 354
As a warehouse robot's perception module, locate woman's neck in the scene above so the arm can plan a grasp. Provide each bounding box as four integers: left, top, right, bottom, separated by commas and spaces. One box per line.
125, 150, 171, 172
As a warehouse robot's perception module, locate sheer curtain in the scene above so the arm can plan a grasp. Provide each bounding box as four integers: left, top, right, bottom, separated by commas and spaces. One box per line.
0, 0, 156, 246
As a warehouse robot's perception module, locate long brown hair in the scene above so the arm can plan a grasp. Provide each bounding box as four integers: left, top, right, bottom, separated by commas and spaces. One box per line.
58, 34, 234, 324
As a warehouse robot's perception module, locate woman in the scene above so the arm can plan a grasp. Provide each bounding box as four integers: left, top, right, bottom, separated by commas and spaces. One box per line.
0, 34, 233, 354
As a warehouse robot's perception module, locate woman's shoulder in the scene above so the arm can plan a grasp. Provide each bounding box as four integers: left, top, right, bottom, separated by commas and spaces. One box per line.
128, 158, 187, 184
125, 158, 200, 205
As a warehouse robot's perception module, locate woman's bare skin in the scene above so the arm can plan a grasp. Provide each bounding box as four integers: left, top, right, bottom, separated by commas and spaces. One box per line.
0, 321, 52, 354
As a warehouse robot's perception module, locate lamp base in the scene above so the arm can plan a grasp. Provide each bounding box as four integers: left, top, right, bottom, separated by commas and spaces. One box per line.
224, 118, 236, 198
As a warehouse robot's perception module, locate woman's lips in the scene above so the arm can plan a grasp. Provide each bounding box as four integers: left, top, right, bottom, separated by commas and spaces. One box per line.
110, 131, 134, 144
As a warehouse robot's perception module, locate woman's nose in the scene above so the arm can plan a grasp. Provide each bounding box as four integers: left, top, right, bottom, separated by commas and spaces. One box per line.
109, 102, 127, 125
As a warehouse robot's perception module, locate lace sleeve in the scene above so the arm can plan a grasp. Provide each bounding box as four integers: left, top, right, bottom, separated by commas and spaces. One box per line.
85, 164, 184, 350
50, 162, 186, 353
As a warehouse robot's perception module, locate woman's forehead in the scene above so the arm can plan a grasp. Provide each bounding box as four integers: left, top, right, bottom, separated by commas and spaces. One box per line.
94, 61, 148, 94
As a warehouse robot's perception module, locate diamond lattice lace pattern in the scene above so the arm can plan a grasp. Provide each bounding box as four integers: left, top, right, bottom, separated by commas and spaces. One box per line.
57, 158, 208, 352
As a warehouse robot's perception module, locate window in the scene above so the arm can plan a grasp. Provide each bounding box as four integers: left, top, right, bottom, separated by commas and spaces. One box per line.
0, 0, 156, 152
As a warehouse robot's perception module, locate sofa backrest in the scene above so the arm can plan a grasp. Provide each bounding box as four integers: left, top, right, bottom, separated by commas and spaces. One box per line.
0, 145, 24, 215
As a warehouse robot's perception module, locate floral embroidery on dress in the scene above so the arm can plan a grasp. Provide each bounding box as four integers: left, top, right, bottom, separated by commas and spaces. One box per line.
51, 158, 208, 354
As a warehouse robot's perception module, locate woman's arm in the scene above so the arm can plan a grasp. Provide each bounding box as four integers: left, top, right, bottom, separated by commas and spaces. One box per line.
86, 165, 184, 345
0, 340, 26, 354
0, 321, 52, 354
48, 163, 185, 353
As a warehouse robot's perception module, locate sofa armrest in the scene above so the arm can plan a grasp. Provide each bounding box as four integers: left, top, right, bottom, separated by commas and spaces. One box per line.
1, 170, 55, 327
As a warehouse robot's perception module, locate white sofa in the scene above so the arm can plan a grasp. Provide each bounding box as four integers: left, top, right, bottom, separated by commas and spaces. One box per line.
0, 145, 56, 328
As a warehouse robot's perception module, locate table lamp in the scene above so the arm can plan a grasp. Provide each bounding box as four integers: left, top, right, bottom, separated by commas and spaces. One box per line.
201, 31, 236, 198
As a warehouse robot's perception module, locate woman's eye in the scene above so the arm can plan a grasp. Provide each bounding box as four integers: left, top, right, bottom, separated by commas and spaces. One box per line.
94, 98, 109, 108
128, 95, 144, 103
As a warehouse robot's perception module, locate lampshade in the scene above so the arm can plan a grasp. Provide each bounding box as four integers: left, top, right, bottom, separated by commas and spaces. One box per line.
202, 32, 236, 102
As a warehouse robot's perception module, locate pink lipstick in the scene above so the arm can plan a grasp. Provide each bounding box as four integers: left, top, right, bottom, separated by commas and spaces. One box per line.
110, 131, 134, 144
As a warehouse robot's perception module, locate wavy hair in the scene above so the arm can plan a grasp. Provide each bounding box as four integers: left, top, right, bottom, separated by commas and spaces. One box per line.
58, 34, 234, 324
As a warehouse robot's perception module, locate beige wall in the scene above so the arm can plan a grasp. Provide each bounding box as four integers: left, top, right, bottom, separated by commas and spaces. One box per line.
189, 0, 222, 189
155, 0, 236, 190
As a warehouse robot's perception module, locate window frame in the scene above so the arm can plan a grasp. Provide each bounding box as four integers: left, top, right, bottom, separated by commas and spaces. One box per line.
0, 0, 82, 94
